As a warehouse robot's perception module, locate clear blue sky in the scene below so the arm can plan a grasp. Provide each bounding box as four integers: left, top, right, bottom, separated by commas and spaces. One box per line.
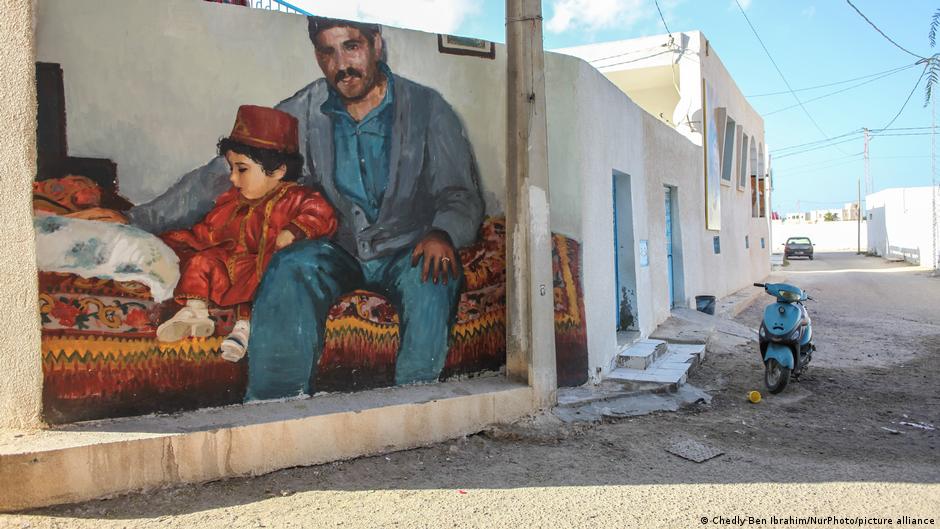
294, 0, 938, 215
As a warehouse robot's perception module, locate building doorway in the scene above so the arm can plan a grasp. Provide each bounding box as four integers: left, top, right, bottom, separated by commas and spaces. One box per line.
613, 171, 638, 333
664, 185, 685, 308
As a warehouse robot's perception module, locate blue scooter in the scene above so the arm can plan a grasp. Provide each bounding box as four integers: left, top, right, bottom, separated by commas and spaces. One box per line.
752, 282, 815, 394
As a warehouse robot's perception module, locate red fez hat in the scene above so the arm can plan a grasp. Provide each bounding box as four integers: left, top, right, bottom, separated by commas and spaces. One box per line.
227, 105, 299, 154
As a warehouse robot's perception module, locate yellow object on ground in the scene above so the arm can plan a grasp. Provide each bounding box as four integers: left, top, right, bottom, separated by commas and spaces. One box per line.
748, 390, 762, 403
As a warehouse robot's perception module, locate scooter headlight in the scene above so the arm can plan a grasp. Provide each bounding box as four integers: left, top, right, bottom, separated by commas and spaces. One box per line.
759, 326, 766, 338
789, 328, 802, 341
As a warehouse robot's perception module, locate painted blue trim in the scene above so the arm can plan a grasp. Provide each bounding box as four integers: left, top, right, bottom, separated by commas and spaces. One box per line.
764, 343, 794, 369
665, 186, 674, 307
612, 175, 621, 327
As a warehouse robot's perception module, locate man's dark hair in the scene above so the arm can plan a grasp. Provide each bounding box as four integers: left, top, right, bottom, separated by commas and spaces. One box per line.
307, 16, 381, 49
217, 138, 304, 182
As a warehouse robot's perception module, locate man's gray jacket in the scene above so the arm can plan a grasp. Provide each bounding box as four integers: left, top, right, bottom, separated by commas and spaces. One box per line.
128, 74, 484, 261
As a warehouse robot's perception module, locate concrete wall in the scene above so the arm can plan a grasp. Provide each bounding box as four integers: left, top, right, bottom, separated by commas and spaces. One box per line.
546, 32, 770, 380
867, 187, 938, 268
772, 220, 867, 253
0, 0, 44, 429
544, 44, 771, 381
545, 56, 647, 380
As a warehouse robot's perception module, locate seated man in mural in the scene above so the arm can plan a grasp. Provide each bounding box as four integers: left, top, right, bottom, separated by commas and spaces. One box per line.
156, 105, 337, 363
92, 16, 483, 401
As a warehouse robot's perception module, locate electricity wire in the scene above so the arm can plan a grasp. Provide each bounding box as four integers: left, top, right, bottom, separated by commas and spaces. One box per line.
773, 137, 861, 159
845, 0, 924, 60
588, 44, 666, 65
598, 48, 676, 69
871, 65, 929, 138
746, 64, 917, 97
733, 0, 847, 153
772, 130, 862, 153
762, 65, 917, 116
653, 0, 671, 37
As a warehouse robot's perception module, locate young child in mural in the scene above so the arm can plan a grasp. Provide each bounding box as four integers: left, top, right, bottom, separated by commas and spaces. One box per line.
156, 105, 337, 361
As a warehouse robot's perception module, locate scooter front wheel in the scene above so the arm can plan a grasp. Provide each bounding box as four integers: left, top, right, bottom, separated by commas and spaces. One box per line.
764, 358, 791, 394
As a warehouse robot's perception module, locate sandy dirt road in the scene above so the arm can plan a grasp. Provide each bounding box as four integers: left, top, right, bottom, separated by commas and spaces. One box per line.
4, 253, 939, 528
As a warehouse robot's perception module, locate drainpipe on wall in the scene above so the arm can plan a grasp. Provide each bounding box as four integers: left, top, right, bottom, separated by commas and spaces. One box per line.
505, 0, 558, 407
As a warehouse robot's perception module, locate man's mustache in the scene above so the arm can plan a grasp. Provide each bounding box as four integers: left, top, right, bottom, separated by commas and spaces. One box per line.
334, 68, 364, 83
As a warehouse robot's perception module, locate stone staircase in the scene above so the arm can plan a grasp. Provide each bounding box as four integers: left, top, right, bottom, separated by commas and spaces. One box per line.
607, 339, 706, 391
554, 286, 767, 422
553, 336, 708, 422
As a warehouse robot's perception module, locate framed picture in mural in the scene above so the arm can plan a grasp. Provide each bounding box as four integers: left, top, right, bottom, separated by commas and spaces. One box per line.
702, 79, 722, 231
437, 34, 496, 59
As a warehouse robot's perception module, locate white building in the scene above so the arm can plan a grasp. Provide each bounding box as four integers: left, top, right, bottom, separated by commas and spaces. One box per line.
554, 31, 772, 380
867, 186, 939, 269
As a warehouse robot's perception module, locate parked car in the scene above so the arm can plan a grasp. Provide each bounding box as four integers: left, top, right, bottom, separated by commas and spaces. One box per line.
784, 237, 814, 260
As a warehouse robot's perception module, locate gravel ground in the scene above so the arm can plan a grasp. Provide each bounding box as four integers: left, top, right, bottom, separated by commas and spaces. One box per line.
4, 253, 938, 528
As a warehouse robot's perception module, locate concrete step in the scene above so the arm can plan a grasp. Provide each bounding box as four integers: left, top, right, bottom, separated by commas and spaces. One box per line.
607, 343, 706, 391
616, 339, 668, 369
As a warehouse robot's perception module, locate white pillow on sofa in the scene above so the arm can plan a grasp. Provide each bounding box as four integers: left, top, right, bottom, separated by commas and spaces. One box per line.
34, 215, 180, 302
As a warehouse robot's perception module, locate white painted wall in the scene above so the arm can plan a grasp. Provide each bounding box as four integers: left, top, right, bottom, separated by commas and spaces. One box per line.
544, 43, 771, 382
772, 220, 867, 253
866, 187, 938, 268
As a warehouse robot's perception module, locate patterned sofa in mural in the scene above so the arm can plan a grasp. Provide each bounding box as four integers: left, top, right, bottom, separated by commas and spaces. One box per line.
35, 176, 588, 424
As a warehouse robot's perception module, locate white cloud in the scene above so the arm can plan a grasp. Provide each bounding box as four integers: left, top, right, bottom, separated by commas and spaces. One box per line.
737, 0, 752, 10
544, 0, 682, 35
546, 0, 645, 33
292, 0, 478, 35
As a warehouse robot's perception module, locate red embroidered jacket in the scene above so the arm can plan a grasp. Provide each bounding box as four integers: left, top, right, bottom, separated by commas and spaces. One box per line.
162, 182, 336, 306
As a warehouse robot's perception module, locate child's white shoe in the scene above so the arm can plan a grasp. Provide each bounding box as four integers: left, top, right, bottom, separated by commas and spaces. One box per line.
156, 301, 214, 342
220, 320, 250, 362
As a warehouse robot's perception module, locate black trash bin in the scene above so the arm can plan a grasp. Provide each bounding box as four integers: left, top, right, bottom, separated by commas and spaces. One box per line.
695, 295, 716, 315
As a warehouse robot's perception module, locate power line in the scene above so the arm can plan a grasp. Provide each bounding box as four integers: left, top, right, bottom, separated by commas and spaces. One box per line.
773, 152, 863, 172
871, 65, 929, 138
772, 130, 862, 153
588, 44, 666, 65
773, 137, 861, 159
770, 125, 928, 156
734, 0, 846, 153
870, 126, 934, 132
747, 64, 916, 97
598, 48, 677, 69
845, 0, 924, 60
774, 157, 864, 178
762, 65, 916, 116
878, 132, 933, 134
653, 0, 671, 37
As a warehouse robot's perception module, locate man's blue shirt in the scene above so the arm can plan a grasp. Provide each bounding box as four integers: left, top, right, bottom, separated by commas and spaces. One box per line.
321, 62, 394, 224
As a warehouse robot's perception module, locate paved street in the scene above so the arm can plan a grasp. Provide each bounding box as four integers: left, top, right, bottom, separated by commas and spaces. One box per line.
4, 253, 938, 528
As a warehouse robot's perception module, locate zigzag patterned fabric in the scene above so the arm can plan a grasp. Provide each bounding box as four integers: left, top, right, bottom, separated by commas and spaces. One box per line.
39, 217, 587, 423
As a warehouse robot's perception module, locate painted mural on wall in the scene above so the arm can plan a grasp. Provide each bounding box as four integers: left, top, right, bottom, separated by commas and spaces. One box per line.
34, 7, 589, 423
702, 79, 722, 231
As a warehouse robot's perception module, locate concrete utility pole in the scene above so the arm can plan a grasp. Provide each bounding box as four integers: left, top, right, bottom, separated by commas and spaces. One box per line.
864, 127, 871, 195
859, 127, 869, 255
932, 95, 938, 273
505, 0, 558, 406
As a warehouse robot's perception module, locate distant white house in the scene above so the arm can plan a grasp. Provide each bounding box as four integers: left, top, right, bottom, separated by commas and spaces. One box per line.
866, 187, 939, 269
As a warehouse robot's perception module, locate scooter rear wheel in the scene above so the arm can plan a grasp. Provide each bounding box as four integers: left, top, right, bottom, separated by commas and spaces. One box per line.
765, 358, 790, 394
